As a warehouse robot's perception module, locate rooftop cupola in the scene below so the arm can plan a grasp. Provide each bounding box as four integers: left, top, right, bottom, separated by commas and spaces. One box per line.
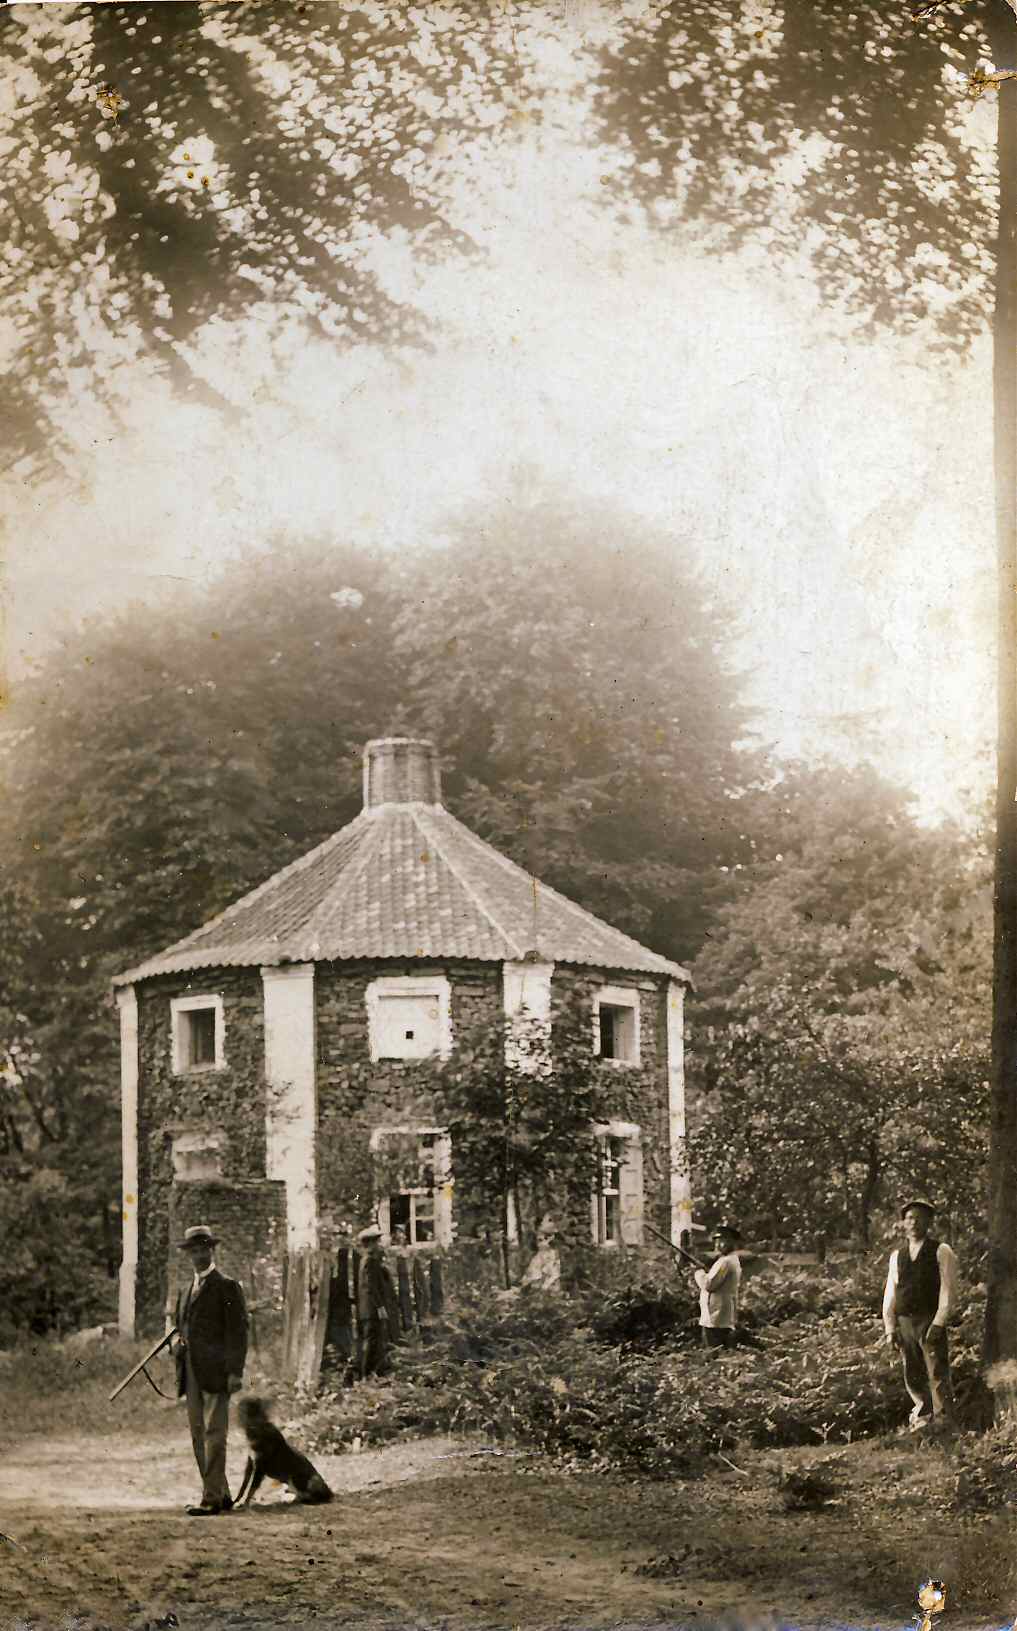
363, 736, 442, 810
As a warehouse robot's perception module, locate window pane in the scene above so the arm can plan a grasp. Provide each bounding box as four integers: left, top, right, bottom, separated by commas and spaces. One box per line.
188, 1008, 217, 1066
599, 1006, 617, 1058
389, 1193, 411, 1233
599, 1003, 636, 1063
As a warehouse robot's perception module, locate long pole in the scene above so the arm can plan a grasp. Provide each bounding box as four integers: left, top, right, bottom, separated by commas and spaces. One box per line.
985, 0, 1017, 1368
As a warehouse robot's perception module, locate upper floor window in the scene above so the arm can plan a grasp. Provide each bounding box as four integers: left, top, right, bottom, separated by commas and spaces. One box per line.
171, 994, 225, 1074
366, 975, 452, 1062
593, 985, 640, 1066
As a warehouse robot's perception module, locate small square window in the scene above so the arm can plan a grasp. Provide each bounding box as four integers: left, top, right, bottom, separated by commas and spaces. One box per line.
171, 995, 224, 1074
366, 977, 451, 1061
595, 990, 639, 1065
186, 1009, 217, 1066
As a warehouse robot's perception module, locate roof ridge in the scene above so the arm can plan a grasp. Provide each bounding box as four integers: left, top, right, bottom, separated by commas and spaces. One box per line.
413, 806, 526, 960
298, 806, 391, 953
150, 809, 373, 962
437, 809, 689, 979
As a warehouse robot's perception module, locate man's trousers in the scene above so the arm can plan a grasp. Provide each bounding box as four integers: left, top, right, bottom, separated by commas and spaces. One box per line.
185, 1350, 231, 1507
897, 1314, 953, 1423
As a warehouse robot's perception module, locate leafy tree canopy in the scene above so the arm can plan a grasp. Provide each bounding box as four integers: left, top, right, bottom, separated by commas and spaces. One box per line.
593, 0, 1000, 347
2, 0, 549, 469
689, 764, 991, 1242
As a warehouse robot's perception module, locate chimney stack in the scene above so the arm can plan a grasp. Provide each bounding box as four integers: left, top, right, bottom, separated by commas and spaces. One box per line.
363, 738, 442, 809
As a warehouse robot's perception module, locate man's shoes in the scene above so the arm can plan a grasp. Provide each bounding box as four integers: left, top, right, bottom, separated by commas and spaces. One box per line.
186, 1503, 227, 1517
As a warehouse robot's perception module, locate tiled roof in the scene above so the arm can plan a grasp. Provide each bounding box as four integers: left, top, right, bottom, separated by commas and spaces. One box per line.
115, 803, 690, 985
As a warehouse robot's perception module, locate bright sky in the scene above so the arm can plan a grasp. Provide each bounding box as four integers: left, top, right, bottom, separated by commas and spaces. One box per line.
1, 5, 997, 823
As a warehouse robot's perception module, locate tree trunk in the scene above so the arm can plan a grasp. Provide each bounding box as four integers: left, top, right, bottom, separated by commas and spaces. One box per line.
985, 8, 1017, 1368
858, 1144, 880, 1247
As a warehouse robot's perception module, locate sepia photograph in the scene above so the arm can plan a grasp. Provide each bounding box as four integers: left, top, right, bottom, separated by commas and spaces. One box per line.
1, 1, 1015, 1627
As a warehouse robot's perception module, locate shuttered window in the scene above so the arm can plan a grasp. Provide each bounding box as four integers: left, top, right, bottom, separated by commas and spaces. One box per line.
591, 1122, 644, 1247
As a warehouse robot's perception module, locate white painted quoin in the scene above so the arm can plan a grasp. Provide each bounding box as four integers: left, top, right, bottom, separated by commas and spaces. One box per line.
667, 979, 693, 1240
114, 737, 693, 1332
117, 985, 139, 1337
261, 963, 319, 1251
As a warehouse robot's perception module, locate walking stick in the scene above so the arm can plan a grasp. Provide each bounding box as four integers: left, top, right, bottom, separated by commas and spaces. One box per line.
108, 1327, 179, 1402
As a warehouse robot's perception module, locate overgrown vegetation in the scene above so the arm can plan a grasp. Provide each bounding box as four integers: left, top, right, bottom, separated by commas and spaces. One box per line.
283, 1258, 992, 1478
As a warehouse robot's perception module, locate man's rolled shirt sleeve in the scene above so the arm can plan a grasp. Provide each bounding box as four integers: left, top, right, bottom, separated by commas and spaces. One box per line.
883, 1248, 899, 1333
931, 1242, 959, 1327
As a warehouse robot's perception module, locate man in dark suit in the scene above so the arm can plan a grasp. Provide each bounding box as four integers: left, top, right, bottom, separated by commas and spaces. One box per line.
356, 1224, 394, 1379
173, 1225, 248, 1516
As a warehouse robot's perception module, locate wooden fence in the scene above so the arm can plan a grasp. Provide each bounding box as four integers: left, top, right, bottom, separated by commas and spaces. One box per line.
281, 1246, 445, 1387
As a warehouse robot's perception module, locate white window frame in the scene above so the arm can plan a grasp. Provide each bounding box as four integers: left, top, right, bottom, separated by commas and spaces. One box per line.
365, 975, 453, 1063
369, 1125, 453, 1247
171, 994, 226, 1074
591, 1119, 644, 1248
592, 985, 641, 1066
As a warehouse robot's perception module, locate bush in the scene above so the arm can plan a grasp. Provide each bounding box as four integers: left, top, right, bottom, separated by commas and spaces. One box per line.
283, 1254, 994, 1478
287, 1272, 917, 1476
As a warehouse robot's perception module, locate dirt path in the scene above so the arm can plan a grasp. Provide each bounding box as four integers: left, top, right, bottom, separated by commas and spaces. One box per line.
0, 1425, 1003, 1631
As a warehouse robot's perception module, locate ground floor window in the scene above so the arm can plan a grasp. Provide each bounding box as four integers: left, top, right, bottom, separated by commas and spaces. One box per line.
370, 1126, 453, 1246
591, 1121, 643, 1247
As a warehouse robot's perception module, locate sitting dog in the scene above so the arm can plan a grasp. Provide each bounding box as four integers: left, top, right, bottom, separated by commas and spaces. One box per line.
234, 1395, 333, 1507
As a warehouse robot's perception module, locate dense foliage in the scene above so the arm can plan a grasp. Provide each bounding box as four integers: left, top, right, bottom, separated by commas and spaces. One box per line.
3, 2, 560, 471
594, 0, 999, 347
286, 1257, 991, 1476
0, 507, 754, 1329
689, 766, 992, 1243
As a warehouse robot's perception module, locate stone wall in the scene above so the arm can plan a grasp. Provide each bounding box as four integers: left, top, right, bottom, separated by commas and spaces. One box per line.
132, 957, 675, 1329
314, 959, 503, 1230
167, 1178, 287, 1339
551, 966, 672, 1244
135, 968, 267, 1333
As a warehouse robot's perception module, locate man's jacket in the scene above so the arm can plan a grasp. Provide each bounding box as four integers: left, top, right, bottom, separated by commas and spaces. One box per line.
174, 1267, 248, 1396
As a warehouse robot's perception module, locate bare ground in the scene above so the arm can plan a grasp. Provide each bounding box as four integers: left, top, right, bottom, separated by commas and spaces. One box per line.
1, 1416, 1014, 1631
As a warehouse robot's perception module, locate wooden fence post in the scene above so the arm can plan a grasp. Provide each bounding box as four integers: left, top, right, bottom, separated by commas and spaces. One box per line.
396, 1256, 415, 1331
323, 1247, 354, 1371
429, 1257, 444, 1316
412, 1257, 429, 1327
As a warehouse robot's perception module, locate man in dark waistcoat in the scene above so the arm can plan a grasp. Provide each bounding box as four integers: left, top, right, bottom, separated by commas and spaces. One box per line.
882, 1198, 958, 1432
173, 1225, 249, 1515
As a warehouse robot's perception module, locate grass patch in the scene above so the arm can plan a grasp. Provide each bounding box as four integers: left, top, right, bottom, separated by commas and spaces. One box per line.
0, 1335, 183, 1440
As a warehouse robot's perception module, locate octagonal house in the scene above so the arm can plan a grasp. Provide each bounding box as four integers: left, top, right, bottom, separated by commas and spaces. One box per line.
114, 737, 692, 1336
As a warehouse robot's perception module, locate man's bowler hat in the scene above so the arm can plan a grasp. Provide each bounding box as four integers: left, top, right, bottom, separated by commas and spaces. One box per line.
900, 1198, 937, 1219
358, 1224, 383, 1244
178, 1224, 218, 1248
